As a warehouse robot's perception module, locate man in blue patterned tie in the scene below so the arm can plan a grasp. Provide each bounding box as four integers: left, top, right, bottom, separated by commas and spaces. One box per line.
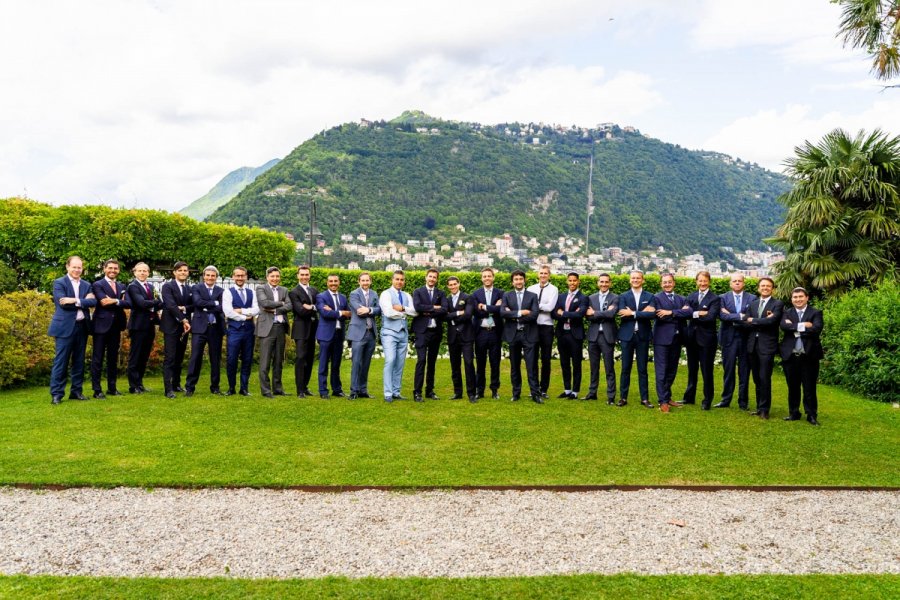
379, 270, 416, 402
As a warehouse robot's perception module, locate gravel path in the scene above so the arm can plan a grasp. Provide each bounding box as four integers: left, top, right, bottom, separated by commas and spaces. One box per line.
0, 488, 897, 578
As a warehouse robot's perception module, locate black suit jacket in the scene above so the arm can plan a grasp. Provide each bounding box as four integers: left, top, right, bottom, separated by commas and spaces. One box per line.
469, 287, 505, 330
586, 291, 618, 344
501, 289, 539, 343
444, 291, 475, 344
684, 290, 720, 347
744, 296, 784, 355
553, 289, 588, 340
288, 284, 319, 341
780, 305, 824, 361
161, 280, 193, 336
411, 286, 447, 335
91, 278, 129, 335
126, 280, 162, 331
190, 284, 225, 335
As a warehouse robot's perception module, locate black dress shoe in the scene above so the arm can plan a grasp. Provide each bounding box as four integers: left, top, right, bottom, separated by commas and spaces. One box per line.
701, 403, 711, 411
69, 392, 88, 401
93, 391, 106, 399
451, 394, 463, 400
332, 391, 347, 398
358, 393, 372, 398
541, 392, 549, 399
511, 395, 520, 402
739, 404, 749, 411
263, 392, 274, 398
184, 390, 194, 397
568, 392, 579, 399
468, 396, 477, 403
223, 389, 236, 397
616, 399, 627, 407
783, 414, 802, 421
303, 389, 314, 396
348, 393, 358, 400
210, 389, 223, 396
138, 385, 149, 393
128, 388, 143, 394
427, 393, 440, 400
760, 411, 770, 420
682, 399, 696, 405
607, 399, 616, 405
532, 394, 544, 404
583, 394, 598, 400
239, 390, 251, 397
173, 386, 185, 392
414, 394, 424, 403
713, 402, 730, 408
297, 392, 307, 398
273, 391, 287, 396
320, 393, 329, 399
393, 394, 406, 400
640, 399, 655, 409
491, 391, 500, 400
108, 390, 124, 396
557, 392, 570, 399
807, 417, 820, 426
165, 391, 176, 399
51, 395, 63, 405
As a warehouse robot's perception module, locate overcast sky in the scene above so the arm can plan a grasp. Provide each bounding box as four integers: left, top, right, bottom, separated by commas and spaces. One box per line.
2, 0, 898, 212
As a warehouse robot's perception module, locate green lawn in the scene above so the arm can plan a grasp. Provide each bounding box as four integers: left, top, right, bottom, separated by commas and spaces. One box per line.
0, 574, 897, 599
1, 360, 896, 487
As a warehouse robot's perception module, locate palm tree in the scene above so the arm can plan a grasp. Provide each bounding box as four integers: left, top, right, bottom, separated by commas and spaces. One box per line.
767, 128, 900, 297
836, 0, 900, 81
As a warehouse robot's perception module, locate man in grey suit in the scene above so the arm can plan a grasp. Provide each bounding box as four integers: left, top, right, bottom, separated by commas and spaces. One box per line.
256, 266, 292, 398
584, 273, 619, 403
347, 272, 381, 399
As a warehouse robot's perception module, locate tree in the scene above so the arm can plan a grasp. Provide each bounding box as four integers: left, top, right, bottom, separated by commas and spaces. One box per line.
767, 128, 900, 297
835, 0, 900, 81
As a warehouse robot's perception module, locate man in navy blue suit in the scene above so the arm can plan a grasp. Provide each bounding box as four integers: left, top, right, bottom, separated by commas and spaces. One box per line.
90, 259, 129, 399
411, 268, 447, 402
160, 261, 192, 398
742, 277, 784, 419
501, 270, 541, 403
616, 270, 657, 408
223, 266, 259, 397
48, 256, 97, 404
715, 273, 756, 410
126, 262, 163, 394
469, 267, 505, 399
652, 273, 690, 412
584, 273, 619, 403
316, 273, 351, 398
681, 271, 721, 410
553, 272, 587, 399
185, 265, 225, 396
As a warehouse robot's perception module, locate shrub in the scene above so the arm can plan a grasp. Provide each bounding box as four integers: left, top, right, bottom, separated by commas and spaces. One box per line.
0, 290, 56, 388
820, 279, 900, 402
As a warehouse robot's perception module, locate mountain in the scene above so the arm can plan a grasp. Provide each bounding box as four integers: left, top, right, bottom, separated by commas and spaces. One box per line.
180, 158, 280, 221
207, 113, 790, 255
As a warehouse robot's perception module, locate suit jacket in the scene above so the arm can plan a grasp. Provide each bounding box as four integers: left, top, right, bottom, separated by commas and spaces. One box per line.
553, 289, 588, 341
288, 284, 319, 341
684, 290, 720, 347
444, 291, 475, 344
411, 286, 447, 335
616, 289, 656, 343
347, 287, 381, 342
652, 291, 689, 346
501, 289, 539, 343
780, 305, 824, 361
718, 291, 757, 345
190, 284, 225, 335
48, 276, 96, 337
126, 279, 162, 331
586, 291, 619, 344
744, 296, 784, 355
469, 287, 505, 330
91, 278, 129, 335
316, 289, 349, 342
256, 284, 292, 338
161, 280, 193, 336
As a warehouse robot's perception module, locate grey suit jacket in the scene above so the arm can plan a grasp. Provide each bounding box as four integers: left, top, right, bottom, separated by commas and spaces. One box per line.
586, 291, 619, 344
255, 284, 292, 338
347, 287, 382, 342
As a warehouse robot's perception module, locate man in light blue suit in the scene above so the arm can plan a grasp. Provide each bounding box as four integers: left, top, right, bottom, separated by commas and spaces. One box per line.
48, 256, 97, 404
379, 270, 416, 402
347, 272, 381, 399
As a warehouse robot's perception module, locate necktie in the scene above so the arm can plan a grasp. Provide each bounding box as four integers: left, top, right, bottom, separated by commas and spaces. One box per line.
758, 299, 767, 316
517, 291, 523, 310
428, 288, 433, 302
698, 291, 705, 304
566, 292, 574, 311
398, 290, 404, 307
238, 287, 246, 304
667, 293, 674, 303
735, 294, 741, 313
110, 280, 117, 296
179, 284, 184, 298
538, 285, 545, 305
333, 293, 341, 328
144, 282, 152, 297
794, 309, 805, 353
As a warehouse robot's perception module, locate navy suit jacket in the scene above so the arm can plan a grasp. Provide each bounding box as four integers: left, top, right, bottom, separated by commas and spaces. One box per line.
161, 280, 193, 336
316, 290, 349, 342
411, 286, 447, 335
126, 279, 162, 331
91, 278, 130, 335
48, 276, 96, 337
444, 291, 475, 344
652, 291, 689, 346
616, 289, 656, 343
718, 291, 757, 346
553, 289, 588, 340
190, 285, 225, 335
469, 287, 505, 330
501, 289, 539, 343
684, 290, 720, 347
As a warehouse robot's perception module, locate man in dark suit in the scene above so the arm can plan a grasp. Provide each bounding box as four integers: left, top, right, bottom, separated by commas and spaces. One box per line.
223, 266, 259, 397
160, 261, 192, 398
411, 268, 447, 402
316, 273, 351, 398
347, 272, 381, 399
256, 266, 292, 398
780, 287, 824, 426
288, 265, 318, 397
585, 273, 618, 403
185, 265, 225, 396
501, 270, 541, 403
553, 272, 587, 399
652, 273, 690, 412
90, 259, 129, 399
715, 273, 756, 410
681, 271, 721, 410
617, 270, 657, 408
528, 265, 559, 399
444, 276, 476, 403
48, 255, 96, 404
125, 262, 163, 394
470, 267, 505, 399
742, 277, 783, 419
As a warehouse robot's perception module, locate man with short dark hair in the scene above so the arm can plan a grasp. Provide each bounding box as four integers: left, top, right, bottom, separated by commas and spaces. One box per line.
780, 287, 824, 426
652, 273, 689, 413
412, 268, 447, 401
681, 271, 720, 409
528, 265, 559, 399
553, 272, 587, 399
288, 265, 318, 397
470, 267, 504, 399
161, 261, 192, 398
222, 266, 259, 396
502, 270, 541, 403
444, 276, 476, 402
380, 270, 416, 402
316, 273, 351, 398
126, 262, 163, 394
743, 277, 783, 420
617, 270, 656, 408
48, 256, 96, 404
90, 259, 129, 399
716, 273, 756, 410
585, 273, 618, 403
347, 272, 381, 399
185, 266, 225, 396
257, 266, 292, 398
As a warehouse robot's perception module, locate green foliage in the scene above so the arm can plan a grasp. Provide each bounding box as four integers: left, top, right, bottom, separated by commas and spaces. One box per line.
821, 279, 900, 402
768, 128, 900, 298
836, 0, 900, 80
180, 159, 280, 221
0, 260, 16, 293
0, 291, 56, 388
0, 198, 295, 288
208, 117, 789, 254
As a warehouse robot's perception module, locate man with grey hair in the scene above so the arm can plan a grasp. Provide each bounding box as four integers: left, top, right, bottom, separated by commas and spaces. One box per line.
185, 265, 225, 396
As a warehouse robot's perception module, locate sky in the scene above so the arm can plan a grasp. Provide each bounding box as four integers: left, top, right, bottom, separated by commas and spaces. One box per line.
2, 0, 899, 213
